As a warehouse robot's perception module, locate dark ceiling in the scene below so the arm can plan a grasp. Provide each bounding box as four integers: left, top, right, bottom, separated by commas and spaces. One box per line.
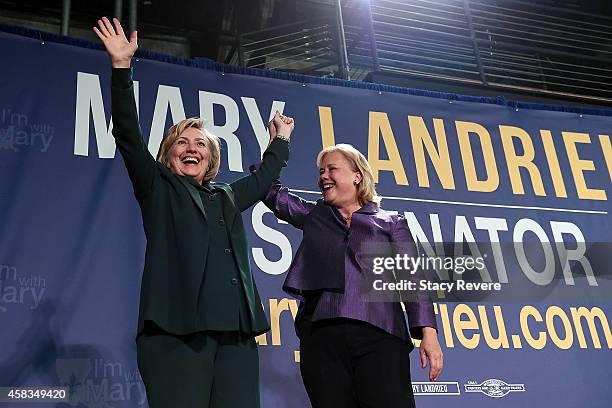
1, 0, 611, 56
2, 0, 611, 106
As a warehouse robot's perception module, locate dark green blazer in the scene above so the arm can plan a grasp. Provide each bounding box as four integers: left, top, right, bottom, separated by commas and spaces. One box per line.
111, 68, 288, 336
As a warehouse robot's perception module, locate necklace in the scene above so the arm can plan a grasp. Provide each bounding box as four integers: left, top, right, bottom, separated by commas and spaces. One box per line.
340, 203, 360, 225
342, 210, 355, 224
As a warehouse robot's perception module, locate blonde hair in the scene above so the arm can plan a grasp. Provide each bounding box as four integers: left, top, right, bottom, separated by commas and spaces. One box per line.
156, 118, 221, 183
316, 143, 382, 207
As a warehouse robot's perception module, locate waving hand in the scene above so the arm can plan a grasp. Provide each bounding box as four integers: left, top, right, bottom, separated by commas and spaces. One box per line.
93, 17, 138, 68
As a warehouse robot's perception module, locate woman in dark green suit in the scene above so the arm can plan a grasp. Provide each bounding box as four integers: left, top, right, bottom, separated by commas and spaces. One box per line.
93, 17, 294, 408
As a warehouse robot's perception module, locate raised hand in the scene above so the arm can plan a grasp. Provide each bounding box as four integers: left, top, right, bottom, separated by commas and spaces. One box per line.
93, 17, 138, 68
272, 111, 295, 140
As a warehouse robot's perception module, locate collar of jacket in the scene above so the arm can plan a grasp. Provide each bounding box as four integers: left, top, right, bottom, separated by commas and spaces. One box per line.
355, 202, 379, 214
176, 175, 238, 230
320, 200, 379, 215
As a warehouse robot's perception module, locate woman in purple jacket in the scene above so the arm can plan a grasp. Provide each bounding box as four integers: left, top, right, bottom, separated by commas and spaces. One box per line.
264, 144, 443, 408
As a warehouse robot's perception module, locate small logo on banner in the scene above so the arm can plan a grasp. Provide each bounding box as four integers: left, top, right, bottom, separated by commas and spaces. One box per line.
412, 381, 460, 396
464, 378, 525, 398
0, 108, 55, 153
56, 358, 146, 406
0, 264, 46, 312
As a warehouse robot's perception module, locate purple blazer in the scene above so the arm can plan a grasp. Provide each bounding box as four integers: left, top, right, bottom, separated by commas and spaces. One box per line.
263, 182, 437, 341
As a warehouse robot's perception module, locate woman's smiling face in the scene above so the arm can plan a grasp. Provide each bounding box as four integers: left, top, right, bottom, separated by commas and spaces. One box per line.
318, 151, 362, 208
167, 127, 210, 184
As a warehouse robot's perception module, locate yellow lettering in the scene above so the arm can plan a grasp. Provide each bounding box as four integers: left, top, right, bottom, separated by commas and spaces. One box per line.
255, 333, 267, 345
562, 132, 607, 200
318, 106, 336, 148
499, 125, 546, 196
455, 121, 499, 192
437, 303, 454, 348
540, 130, 568, 198
546, 306, 573, 349
408, 116, 455, 189
255, 301, 268, 345
368, 111, 409, 185
269, 298, 299, 346
520, 306, 546, 349
478, 305, 509, 349
453, 304, 480, 349
598, 134, 612, 183
570, 306, 612, 349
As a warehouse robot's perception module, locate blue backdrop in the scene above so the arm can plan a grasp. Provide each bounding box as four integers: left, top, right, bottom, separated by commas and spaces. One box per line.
1, 29, 611, 407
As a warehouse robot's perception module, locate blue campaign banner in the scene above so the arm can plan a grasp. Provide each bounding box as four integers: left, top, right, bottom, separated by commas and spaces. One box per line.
1, 29, 611, 407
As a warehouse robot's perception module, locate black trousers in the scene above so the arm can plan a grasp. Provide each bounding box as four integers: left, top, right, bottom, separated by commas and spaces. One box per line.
136, 325, 259, 408
298, 318, 416, 408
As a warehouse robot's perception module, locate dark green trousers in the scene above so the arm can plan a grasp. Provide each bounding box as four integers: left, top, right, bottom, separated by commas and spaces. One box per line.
137, 327, 259, 408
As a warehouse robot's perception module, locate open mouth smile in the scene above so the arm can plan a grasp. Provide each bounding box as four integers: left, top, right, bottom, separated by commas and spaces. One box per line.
181, 157, 200, 166
321, 182, 335, 192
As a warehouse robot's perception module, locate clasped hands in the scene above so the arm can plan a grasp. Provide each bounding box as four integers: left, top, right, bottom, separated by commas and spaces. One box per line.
268, 111, 295, 143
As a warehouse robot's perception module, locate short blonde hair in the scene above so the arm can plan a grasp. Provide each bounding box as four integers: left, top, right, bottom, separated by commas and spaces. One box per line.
156, 118, 221, 183
316, 143, 382, 207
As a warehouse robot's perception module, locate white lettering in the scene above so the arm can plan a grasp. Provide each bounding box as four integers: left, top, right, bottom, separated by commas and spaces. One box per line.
251, 203, 292, 275
74, 72, 139, 158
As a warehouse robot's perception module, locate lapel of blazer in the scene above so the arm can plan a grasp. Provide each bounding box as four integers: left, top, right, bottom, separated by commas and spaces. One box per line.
213, 183, 238, 230
356, 202, 379, 215
177, 176, 207, 220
